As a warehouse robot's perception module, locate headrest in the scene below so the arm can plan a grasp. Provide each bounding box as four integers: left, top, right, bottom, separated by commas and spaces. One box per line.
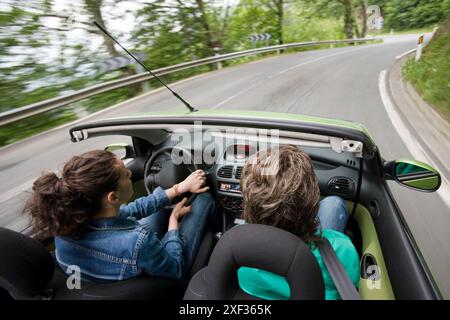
206, 224, 325, 300
0, 227, 54, 298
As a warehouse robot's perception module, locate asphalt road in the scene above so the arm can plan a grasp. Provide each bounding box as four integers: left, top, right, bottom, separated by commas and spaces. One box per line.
1, 34, 449, 298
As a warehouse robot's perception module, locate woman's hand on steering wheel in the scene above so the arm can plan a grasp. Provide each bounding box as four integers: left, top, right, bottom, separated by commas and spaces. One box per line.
178, 169, 209, 194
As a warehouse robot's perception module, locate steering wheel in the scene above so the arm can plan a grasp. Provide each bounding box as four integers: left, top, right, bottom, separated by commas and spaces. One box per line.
144, 146, 199, 195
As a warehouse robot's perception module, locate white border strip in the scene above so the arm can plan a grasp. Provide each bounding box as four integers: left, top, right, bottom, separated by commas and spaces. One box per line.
378, 70, 450, 208
396, 48, 417, 60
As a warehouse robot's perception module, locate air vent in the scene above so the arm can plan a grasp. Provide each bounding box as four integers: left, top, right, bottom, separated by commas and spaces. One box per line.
327, 177, 355, 197
217, 166, 233, 179
235, 166, 243, 180
346, 159, 357, 167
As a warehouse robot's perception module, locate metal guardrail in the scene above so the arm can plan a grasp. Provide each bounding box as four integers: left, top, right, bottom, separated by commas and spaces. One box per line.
0, 37, 381, 126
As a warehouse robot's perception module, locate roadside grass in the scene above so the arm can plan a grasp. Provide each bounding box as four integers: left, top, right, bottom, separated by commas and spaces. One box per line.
402, 18, 450, 122
0, 39, 381, 148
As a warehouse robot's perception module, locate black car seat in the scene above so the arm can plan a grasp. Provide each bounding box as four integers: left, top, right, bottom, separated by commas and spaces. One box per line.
184, 224, 325, 300
0, 227, 215, 300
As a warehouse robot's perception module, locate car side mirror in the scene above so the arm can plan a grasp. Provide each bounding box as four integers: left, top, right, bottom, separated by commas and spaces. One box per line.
105, 143, 135, 160
384, 159, 441, 192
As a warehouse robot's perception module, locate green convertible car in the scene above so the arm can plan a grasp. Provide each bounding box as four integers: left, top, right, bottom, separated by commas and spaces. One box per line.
0, 110, 443, 300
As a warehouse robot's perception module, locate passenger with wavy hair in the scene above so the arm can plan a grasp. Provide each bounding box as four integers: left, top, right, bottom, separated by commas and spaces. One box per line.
238, 145, 360, 300
24, 150, 219, 282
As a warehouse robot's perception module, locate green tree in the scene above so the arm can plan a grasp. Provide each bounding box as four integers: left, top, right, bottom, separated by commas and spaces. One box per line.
84, 0, 140, 95
134, 0, 232, 72
300, 0, 371, 39
224, 0, 278, 51
0, 0, 135, 114
383, 0, 450, 30
0, 0, 138, 146
0, 1, 68, 112
265, 0, 284, 45
283, 1, 345, 42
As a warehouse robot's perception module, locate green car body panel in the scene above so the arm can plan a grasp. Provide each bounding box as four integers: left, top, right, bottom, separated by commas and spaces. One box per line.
71, 109, 378, 155
108, 109, 375, 139
65, 109, 443, 300
395, 159, 441, 191
352, 203, 395, 300
403, 176, 440, 190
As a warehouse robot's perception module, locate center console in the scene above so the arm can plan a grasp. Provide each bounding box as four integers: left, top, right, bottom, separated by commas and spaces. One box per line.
215, 165, 245, 229
212, 143, 259, 230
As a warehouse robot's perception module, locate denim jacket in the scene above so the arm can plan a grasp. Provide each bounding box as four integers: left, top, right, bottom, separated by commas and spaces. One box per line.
55, 187, 184, 282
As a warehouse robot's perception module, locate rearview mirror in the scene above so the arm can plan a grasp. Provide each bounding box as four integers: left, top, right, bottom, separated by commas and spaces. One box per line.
105, 143, 135, 160
384, 159, 441, 192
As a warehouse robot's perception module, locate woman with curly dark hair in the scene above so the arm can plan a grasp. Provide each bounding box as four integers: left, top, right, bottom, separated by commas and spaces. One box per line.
24, 150, 219, 282
237, 145, 360, 300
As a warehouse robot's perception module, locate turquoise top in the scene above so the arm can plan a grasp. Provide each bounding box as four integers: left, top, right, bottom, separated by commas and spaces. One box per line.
237, 229, 360, 300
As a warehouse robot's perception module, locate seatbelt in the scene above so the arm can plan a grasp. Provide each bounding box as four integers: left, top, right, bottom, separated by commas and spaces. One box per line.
316, 238, 361, 300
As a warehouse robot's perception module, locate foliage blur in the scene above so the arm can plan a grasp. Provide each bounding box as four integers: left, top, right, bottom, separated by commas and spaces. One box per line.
403, 14, 450, 122
0, 0, 449, 146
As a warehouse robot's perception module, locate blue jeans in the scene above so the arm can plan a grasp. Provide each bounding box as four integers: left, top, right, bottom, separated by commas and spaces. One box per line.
317, 196, 350, 233
138, 192, 219, 279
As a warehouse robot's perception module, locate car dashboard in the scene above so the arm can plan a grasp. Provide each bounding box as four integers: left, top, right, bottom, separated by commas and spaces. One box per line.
151, 130, 361, 229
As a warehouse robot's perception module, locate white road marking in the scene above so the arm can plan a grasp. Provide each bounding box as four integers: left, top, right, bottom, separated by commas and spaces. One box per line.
396, 48, 417, 60
213, 45, 370, 109
0, 179, 33, 205
0, 46, 381, 206
212, 82, 260, 109
276, 45, 368, 75
378, 70, 450, 208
